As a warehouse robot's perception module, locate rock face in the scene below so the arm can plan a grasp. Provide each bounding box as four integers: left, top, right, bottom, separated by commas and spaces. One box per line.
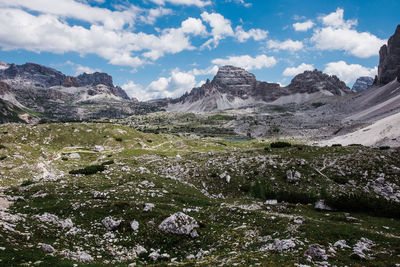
352, 77, 374, 92
168, 66, 350, 112
287, 70, 350, 95
377, 24, 400, 85
0, 62, 129, 99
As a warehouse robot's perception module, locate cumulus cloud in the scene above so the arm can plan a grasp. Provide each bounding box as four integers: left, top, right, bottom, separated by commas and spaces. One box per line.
64, 61, 101, 75
235, 26, 268, 42
293, 20, 314, 31
201, 11, 234, 49
149, 0, 211, 7
211, 54, 277, 70
283, 63, 314, 76
267, 39, 304, 51
311, 8, 386, 58
324, 60, 377, 84
0, 0, 140, 30
139, 7, 173, 25
0, 8, 207, 68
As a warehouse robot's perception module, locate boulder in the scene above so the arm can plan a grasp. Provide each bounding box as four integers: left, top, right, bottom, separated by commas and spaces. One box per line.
102, 216, 121, 231
158, 212, 199, 238
314, 200, 332, 211
304, 244, 328, 260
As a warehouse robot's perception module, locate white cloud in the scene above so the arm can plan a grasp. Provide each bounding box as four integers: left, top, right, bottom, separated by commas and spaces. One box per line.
140, 7, 173, 25
235, 26, 268, 42
149, 0, 211, 7
311, 8, 386, 58
225, 0, 252, 7
324, 60, 377, 84
211, 54, 277, 70
65, 61, 101, 75
293, 20, 314, 31
0, 8, 206, 68
121, 81, 149, 100
267, 39, 304, 51
320, 8, 357, 29
188, 65, 219, 76
0, 0, 140, 30
283, 63, 314, 76
201, 11, 234, 48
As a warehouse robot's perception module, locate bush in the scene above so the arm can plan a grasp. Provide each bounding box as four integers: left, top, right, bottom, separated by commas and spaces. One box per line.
379, 146, 390, 150
0, 144, 6, 149
115, 137, 123, 142
326, 193, 400, 219
0, 156, 6, 161
21, 179, 35, 187
69, 164, 106, 175
270, 141, 292, 148
331, 144, 342, 147
312, 102, 325, 108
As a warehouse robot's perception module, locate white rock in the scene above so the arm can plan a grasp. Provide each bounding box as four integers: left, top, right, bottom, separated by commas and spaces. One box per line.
261, 238, 296, 251
34, 213, 73, 229
334, 240, 350, 249
158, 212, 199, 238
68, 153, 81, 159
133, 245, 147, 256
143, 203, 155, 212
130, 220, 139, 231
352, 237, 375, 259
38, 243, 55, 253
265, 199, 278, 205
314, 200, 332, 211
101, 216, 121, 231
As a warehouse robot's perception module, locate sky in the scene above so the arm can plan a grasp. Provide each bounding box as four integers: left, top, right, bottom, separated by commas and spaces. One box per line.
0, 0, 398, 101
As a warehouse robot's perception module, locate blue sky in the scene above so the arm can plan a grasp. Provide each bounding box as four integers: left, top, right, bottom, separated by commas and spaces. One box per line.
0, 0, 398, 100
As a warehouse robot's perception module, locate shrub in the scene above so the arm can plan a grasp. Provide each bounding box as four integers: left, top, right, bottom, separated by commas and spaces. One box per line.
0, 156, 6, 161
61, 157, 68, 161
326, 193, 400, 219
115, 137, 123, 142
379, 146, 390, 150
270, 141, 292, 148
312, 102, 325, 108
21, 179, 35, 187
0, 144, 6, 149
69, 164, 105, 175
331, 144, 342, 147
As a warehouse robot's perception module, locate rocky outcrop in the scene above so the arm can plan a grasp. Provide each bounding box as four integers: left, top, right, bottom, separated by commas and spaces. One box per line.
168, 66, 350, 112
352, 77, 374, 92
377, 25, 400, 84
76, 72, 113, 88
0, 62, 130, 99
0, 81, 10, 94
287, 70, 350, 95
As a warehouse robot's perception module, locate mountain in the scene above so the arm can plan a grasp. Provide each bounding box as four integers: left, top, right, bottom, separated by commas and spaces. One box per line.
352, 77, 374, 92
0, 62, 160, 122
168, 66, 350, 112
377, 24, 400, 85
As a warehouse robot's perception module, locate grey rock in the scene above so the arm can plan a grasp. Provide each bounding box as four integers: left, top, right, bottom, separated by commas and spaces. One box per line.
352, 237, 375, 259
286, 170, 301, 183
158, 212, 199, 237
38, 243, 55, 253
352, 77, 374, 92
143, 203, 155, 212
305, 244, 328, 260
102, 216, 121, 231
130, 220, 139, 231
314, 200, 332, 211
261, 238, 296, 251
378, 25, 400, 85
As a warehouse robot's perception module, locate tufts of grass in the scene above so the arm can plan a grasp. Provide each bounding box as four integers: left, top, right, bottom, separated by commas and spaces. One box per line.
270, 141, 292, 149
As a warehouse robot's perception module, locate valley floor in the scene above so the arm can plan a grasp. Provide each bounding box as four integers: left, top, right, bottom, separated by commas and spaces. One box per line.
0, 122, 400, 266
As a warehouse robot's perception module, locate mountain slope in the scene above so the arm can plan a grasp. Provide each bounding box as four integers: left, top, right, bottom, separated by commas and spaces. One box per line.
168, 66, 350, 112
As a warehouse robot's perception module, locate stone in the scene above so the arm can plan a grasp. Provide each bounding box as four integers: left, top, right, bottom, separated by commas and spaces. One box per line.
68, 153, 81, 159
314, 200, 332, 211
287, 170, 301, 183
38, 243, 55, 253
261, 238, 296, 251
102, 216, 121, 231
158, 212, 199, 237
34, 213, 73, 229
143, 203, 155, 212
352, 237, 375, 259
304, 244, 329, 260
130, 220, 139, 231
334, 240, 350, 249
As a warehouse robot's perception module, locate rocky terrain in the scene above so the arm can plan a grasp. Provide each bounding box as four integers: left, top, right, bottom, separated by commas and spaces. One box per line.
351, 77, 374, 92
0, 63, 161, 122
167, 66, 350, 112
0, 122, 399, 266
377, 25, 400, 85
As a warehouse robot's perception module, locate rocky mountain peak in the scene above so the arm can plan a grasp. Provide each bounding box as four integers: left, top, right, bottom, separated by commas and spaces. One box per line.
212, 65, 256, 89
287, 69, 350, 95
352, 76, 374, 92
377, 24, 400, 84
77, 72, 114, 88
